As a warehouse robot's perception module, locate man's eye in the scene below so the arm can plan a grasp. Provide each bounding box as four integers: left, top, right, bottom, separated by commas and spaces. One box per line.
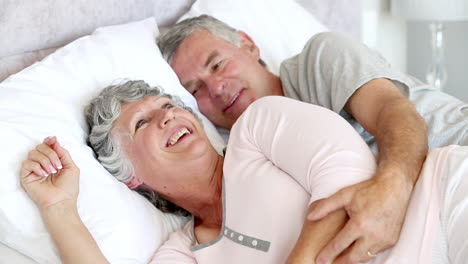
135, 119, 147, 130
163, 103, 174, 109
212, 61, 222, 71
191, 87, 199, 96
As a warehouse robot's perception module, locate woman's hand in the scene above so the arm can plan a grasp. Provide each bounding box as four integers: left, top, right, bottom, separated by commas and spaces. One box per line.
21, 136, 80, 211
21, 137, 109, 264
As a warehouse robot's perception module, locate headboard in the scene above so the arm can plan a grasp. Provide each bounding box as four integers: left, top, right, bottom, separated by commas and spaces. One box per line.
0, 0, 361, 82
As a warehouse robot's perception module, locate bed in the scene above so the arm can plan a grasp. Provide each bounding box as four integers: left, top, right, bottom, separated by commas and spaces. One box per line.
0, 1, 361, 263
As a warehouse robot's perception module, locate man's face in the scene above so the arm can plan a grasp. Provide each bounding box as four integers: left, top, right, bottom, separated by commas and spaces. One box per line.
170, 30, 275, 129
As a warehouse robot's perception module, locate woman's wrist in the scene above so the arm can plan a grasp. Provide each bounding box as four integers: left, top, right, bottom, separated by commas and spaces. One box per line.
41, 199, 79, 222
39, 199, 109, 264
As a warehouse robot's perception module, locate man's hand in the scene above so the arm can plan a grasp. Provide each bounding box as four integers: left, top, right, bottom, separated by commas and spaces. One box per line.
308, 167, 412, 264
310, 77, 427, 263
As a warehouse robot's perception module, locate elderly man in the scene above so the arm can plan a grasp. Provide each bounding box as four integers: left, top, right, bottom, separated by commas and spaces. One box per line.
158, 15, 468, 263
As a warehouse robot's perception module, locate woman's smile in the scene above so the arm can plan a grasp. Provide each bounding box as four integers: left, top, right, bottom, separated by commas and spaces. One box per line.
166, 125, 193, 147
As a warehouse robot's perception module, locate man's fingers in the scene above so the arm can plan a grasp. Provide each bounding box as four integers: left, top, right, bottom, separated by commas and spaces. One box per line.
308, 189, 353, 221
316, 220, 360, 264
333, 238, 376, 264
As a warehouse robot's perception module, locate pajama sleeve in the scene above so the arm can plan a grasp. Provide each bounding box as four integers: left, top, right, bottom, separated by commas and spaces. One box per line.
225, 96, 377, 204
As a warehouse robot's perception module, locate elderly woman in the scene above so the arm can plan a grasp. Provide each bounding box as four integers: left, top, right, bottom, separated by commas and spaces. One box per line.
21, 80, 468, 264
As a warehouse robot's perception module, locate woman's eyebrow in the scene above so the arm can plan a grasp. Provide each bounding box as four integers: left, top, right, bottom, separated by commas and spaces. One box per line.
126, 110, 141, 130
127, 97, 167, 127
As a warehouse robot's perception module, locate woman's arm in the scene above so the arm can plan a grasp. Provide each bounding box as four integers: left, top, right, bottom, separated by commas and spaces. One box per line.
284, 32, 427, 263
42, 201, 109, 264
287, 207, 347, 264
21, 136, 109, 264
229, 97, 378, 263
307, 78, 427, 263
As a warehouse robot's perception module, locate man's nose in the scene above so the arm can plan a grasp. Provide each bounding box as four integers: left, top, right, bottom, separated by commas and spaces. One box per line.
205, 76, 225, 98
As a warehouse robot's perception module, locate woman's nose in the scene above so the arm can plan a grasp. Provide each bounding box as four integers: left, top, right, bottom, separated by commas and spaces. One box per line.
158, 108, 175, 128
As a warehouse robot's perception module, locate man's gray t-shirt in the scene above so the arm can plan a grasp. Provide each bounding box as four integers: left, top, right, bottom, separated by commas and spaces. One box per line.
280, 32, 468, 153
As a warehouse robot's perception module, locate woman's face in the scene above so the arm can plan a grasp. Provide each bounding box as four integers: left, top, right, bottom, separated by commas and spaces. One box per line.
113, 96, 217, 197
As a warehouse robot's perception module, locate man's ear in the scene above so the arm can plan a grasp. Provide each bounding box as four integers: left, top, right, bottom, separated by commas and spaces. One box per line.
238, 31, 260, 59
126, 175, 144, 189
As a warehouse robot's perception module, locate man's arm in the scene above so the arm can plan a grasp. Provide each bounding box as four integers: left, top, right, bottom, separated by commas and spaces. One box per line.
346, 78, 427, 184
309, 78, 428, 263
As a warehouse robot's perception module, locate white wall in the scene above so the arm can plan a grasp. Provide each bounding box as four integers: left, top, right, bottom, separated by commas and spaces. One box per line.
361, 0, 468, 102
407, 22, 468, 102
361, 0, 407, 72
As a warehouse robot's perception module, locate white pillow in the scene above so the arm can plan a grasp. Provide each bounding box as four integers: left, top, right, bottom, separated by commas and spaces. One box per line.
0, 18, 224, 263
178, 0, 328, 75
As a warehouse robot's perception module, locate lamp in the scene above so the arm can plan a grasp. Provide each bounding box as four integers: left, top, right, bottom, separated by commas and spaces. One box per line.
391, 0, 468, 90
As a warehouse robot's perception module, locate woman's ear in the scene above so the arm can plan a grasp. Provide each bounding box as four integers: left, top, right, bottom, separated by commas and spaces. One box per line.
238, 31, 260, 60
126, 175, 143, 189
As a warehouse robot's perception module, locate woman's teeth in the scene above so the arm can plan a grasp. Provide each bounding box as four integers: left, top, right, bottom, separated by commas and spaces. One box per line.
169, 127, 191, 146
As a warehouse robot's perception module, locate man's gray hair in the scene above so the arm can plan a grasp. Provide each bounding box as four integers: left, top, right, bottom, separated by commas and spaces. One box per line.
85, 80, 190, 216
158, 15, 240, 64
157, 15, 266, 67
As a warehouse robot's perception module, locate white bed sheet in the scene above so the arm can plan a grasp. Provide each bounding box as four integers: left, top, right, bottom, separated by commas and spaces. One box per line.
0, 244, 36, 264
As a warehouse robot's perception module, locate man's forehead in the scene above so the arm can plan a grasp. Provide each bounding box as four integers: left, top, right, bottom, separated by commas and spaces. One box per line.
172, 34, 214, 82
176, 30, 230, 56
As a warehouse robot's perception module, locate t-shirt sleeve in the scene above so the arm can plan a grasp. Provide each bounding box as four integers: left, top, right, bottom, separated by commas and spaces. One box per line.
226, 96, 377, 204
279, 32, 413, 115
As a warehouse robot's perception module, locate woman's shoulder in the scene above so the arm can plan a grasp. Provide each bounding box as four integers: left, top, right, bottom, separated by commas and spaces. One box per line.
150, 219, 196, 263
230, 95, 348, 143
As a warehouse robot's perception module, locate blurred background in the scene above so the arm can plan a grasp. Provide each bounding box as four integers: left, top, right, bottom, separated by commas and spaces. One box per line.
362, 0, 468, 102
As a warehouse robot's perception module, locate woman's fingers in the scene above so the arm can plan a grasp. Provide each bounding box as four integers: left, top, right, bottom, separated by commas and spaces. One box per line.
21, 136, 77, 180
21, 159, 49, 179
315, 220, 360, 263
20, 137, 80, 211
46, 137, 75, 170
22, 136, 66, 179
28, 148, 57, 175
42, 137, 63, 169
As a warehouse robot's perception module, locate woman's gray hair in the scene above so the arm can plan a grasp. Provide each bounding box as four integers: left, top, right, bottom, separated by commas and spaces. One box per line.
157, 15, 266, 67
85, 80, 190, 216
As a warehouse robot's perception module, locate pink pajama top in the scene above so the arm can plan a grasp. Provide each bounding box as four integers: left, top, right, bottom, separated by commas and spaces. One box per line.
151, 96, 449, 264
